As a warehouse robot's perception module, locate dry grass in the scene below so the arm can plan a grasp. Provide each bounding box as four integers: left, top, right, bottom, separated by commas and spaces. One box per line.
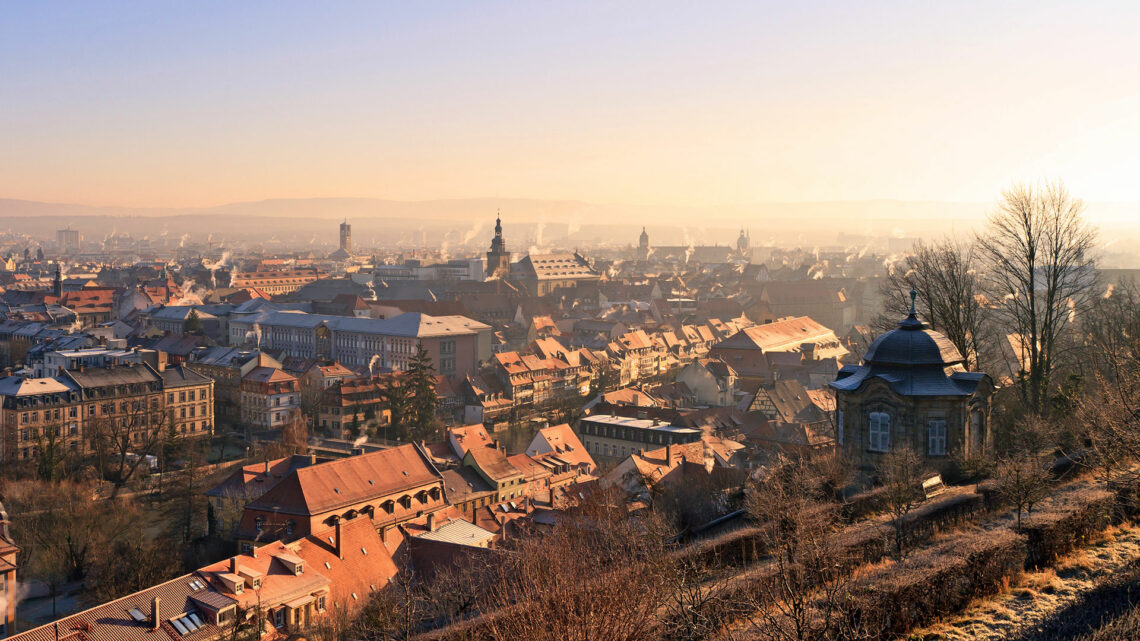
915, 522, 1140, 641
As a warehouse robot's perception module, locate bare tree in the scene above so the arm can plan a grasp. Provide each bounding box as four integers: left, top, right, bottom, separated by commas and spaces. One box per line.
995, 453, 1052, 532
975, 180, 1099, 414
878, 238, 989, 371
739, 458, 859, 641
877, 447, 925, 559
88, 400, 176, 496
478, 487, 675, 641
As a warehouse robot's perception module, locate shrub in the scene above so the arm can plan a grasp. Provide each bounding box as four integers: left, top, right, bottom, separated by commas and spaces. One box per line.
841, 485, 889, 522
1021, 487, 1113, 569
846, 529, 1026, 640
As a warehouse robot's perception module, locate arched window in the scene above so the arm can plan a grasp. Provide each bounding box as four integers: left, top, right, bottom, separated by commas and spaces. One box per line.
868, 412, 890, 452
398, 495, 412, 509
255, 515, 264, 532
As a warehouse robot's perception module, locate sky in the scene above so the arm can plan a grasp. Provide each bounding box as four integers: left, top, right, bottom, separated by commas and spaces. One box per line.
2, 1, 1139, 209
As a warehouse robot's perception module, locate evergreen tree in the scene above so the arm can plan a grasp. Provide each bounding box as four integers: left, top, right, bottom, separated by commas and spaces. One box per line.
183, 309, 204, 335
382, 376, 411, 440
407, 342, 438, 438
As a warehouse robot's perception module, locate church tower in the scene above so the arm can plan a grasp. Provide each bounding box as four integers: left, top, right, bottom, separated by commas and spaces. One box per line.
637, 227, 650, 262
486, 212, 511, 278
736, 228, 750, 255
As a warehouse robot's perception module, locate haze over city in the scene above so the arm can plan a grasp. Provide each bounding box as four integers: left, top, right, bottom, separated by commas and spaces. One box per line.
4, 1, 1140, 231
3, 4, 1140, 641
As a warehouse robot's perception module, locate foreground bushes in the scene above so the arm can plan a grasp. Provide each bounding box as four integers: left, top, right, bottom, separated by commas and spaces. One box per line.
846, 529, 1026, 641
1022, 487, 1114, 569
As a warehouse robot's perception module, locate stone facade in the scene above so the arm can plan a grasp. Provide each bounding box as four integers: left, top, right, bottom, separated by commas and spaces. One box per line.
831, 301, 993, 473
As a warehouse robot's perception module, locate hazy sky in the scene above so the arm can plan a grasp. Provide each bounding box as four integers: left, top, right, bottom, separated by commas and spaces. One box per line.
2, 1, 1139, 208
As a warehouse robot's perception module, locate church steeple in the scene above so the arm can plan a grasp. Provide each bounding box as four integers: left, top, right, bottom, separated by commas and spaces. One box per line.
486, 209, 510, 278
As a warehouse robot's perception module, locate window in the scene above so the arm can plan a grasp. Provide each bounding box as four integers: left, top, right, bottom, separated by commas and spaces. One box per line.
837, 409, 845, 445
274, 609, 285, 628
316, 595, 326, 612
255, 516, 264, 532
928, 418, 947, 456
868, 412, 890, 452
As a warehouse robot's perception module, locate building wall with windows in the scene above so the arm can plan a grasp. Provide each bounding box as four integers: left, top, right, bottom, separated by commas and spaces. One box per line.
831, 306, 992, 473
0, 363, 215, 462
576, 414, 702, 461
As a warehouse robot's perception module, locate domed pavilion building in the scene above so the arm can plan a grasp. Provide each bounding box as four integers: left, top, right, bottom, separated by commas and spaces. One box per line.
830, 294, 994, 471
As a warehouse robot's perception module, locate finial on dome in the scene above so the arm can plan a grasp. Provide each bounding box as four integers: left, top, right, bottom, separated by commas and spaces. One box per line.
897, 289, 924, 330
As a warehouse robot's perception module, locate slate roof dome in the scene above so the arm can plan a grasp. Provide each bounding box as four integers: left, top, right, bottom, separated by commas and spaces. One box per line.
863, 310, 964, 366
830, 291, 987, 397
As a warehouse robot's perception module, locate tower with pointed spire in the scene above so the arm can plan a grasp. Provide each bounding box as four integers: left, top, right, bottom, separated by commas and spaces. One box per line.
637, 227, 650, 263
53, 263, 62, 298
736, 227, 750, 255
486, 210, 511, 277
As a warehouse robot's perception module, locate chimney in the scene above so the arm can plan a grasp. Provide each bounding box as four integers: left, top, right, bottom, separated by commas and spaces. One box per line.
800, 342, 816, 362
310, 453, 317, 465
334, 519, 343, 559
380, 526, 387, 543
666, 443, 674, 462
427, 512, 436, 532
151, 596, 161, 630
229, 556, 238, 574
263, 460, 270, 474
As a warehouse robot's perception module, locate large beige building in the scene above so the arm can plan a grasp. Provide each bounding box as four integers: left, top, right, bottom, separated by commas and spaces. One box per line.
230, 268, 321, 296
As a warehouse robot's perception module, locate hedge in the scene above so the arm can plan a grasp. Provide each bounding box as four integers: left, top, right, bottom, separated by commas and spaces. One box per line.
1021, 487, 1114, 569
846, 529, 1027, 641
841, 485, 889, 522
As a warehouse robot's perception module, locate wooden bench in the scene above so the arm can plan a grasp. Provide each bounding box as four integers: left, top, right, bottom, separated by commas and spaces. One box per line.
922, 474, 947, 499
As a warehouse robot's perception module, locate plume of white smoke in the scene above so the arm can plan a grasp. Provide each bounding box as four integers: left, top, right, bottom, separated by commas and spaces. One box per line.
534, 215, 546, 248
369, 353, 381, 377
253, 322, 262, 347
461, 219, 488, 246
171, 278, 206, 305
179, 233, 190, 248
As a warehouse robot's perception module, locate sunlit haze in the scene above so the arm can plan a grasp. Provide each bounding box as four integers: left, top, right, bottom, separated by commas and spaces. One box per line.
3, 1, 1140, 214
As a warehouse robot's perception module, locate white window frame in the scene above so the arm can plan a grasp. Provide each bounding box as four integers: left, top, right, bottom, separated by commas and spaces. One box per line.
928, 418, 947, 456
868, 411, 890, 452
